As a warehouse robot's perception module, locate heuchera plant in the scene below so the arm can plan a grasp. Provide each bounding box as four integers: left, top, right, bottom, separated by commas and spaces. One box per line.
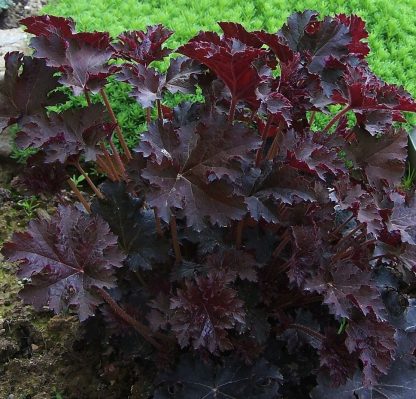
2, 11, 416, 398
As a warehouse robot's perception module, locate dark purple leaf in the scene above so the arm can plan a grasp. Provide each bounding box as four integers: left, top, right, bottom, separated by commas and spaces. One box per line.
21, 16, 114, 95
154, 355, 282, 398
170, 273, 245, 353
92, 181, 170, 270
1, 205, 125, 321
16, 104, 113, 163
0, 52, 64, 132
138, 112, 260, 230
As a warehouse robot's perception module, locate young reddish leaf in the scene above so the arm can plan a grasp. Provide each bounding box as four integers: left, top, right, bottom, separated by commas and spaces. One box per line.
1, 205, 125, 321
92, 182, 170, 270
0, 52, 64, 132
335, 14, 369, 58
154, 355, 282, 398
138, 113, 260, 230
16, 104, 114, 163
345, 315, 397, 385
333, 66, 416, 133
178, 29, 270, 108
113, 25, 173, 65
170, 273, 245, 353
218, 22, 264, 48
21, 15, 75, 38
21, 16, 114, 95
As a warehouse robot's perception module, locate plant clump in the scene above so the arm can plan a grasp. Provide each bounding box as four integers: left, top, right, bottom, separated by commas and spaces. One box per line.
2, 11, 416, 398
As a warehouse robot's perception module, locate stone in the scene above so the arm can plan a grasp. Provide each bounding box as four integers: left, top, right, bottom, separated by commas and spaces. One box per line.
0, 28, 30, 78
0, 127, 12, 158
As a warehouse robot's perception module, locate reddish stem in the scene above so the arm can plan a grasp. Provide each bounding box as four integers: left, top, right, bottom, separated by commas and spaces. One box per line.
323, 105, 351, 133
109, 139, 126, 175
331, 214, 355, 236
170, 215, 182, 263
96, 157, 116, 181
235, 218, 245, 249
84, 90, 92, 106
228, 98, 237, 122
255, 115, 276, 166
67, 178, 91, 213
154, 208, 163, 237
99, 143, 120, 181
337, 223, 366, 247
96, 287, 162, 350
100, 88, 132, 160
75, 162, 104, 199
146, 107, 152, 125
273, 234, 290, 258
265, 122, 284, 160
287, 323, 325, 342
309, 111, 316, 127
156, 99, 163, 121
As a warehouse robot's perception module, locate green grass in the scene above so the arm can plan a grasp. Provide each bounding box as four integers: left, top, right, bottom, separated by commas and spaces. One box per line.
42, 0, 416, 96
38, 0, 416, 152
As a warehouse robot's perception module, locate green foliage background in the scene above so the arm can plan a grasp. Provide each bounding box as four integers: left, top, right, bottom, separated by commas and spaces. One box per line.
42, 0, 416, 95
34, 0, 416, 158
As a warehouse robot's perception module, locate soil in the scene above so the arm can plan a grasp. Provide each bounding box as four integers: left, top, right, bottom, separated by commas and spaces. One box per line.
0, 0, 47, 29
0, 160, 153, 398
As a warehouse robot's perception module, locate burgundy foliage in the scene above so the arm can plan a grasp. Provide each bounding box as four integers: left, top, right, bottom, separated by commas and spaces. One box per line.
2, 11, 416, 398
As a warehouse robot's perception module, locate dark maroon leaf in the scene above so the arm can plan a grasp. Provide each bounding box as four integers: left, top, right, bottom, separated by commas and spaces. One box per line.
21, 16, 114, 95
0, 52, 64, 132
279, 11, 351, 73
16, 104, 113, 163
138, 113, 260, 230
21, 15, 75, 38
318, 329, 357, 387
117, 63, 164, 108
218, 22, 264, 48
13, 153, 68, 195
388, 193, 416, 245
244, 162, 317, 224
304, 263, 385, 320
345, 315, 397, 385
1, 205, 125, 321
204, 248, 258, 282
170, 273, 245, 353
154, 355, 282, 398
92, 181, 170, 270
113, 25, 173, 65
312, 352, 416, 398
164, 56, 204, 94
346, 127, 407, 188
